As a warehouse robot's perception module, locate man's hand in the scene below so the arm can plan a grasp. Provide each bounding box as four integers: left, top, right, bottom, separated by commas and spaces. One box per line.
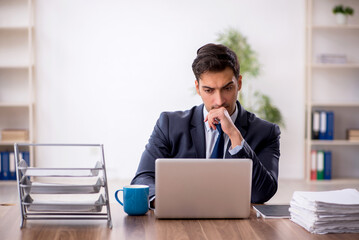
204, 107, 243, 148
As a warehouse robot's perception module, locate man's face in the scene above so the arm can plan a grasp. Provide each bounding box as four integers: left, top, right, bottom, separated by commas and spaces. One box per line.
195, 67, 242, 115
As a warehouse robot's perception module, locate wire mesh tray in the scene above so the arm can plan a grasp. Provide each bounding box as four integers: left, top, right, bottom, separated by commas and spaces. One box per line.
20, 177, 104, 194
18, 160, 103, 177
22, 194, 106, 212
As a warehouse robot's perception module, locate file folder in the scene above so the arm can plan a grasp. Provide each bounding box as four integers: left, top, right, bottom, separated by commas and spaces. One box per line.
319, 112, 327, 140
310, 150, 317, 180
9, 152, 16, 180
326, 112, 334, 140
317, 150, 324, 180
324, 151, 332, 180
312, 111, 320, 139
21, 151, 30, 166
0, 152, 10, 180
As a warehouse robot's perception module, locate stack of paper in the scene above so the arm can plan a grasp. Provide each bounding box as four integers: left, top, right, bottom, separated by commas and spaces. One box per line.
289, 188, 359, 234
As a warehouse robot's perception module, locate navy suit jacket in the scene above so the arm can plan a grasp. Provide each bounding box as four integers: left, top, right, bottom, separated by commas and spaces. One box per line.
131, 101, 281, 203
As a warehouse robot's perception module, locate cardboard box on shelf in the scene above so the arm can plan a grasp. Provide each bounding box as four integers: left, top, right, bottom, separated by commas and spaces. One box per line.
1, 129, 29, 142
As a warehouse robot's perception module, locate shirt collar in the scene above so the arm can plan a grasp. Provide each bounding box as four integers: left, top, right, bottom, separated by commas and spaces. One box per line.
203, 104, 238, 132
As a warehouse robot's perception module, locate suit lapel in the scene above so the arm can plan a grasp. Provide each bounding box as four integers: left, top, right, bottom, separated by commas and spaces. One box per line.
234, 101, 248, 137
190, 104, 206, 158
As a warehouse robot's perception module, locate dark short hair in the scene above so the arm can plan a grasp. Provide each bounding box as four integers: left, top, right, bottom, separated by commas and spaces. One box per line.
192, 43, 240, 81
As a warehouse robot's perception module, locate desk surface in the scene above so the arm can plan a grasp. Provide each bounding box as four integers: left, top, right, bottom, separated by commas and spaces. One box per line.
0, 204, 358, 240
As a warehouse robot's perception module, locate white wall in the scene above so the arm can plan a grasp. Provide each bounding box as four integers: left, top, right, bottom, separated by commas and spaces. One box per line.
35, 0, 305, 179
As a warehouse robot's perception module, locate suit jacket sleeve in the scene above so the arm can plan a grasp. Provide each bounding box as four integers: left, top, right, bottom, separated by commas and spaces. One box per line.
131, 112, 171, 199
231, 124, 280, 204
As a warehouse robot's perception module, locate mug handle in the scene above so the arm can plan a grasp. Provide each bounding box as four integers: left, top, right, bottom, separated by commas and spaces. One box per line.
115, 189, 124, 206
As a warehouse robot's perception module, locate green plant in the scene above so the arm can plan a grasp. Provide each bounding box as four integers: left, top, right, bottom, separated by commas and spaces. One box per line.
217, 28, 260, 79
252, 92, 285, 128
333, 5, 354, 16
217, 28, 285, 128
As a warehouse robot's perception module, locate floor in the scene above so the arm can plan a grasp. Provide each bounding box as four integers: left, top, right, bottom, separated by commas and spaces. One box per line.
1, 178, 359, 206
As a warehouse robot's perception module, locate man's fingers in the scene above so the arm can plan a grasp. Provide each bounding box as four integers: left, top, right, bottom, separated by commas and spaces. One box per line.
209, 120, 216, 130
204, 115, 215, 129
205, 108, 227, 130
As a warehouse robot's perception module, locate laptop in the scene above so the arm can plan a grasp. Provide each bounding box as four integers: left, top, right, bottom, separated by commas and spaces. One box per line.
155, 158, 252, 219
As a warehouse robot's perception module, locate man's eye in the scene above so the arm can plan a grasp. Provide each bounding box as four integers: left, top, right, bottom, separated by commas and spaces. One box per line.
204, 89, 213, 93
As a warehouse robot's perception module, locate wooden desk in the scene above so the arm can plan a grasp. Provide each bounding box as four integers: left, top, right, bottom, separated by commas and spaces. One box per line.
0, 204, 358, 240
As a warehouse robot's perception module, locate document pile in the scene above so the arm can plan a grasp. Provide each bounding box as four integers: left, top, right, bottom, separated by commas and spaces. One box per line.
289, 188, 359, 234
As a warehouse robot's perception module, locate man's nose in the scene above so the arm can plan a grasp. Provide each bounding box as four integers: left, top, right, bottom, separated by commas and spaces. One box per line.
213, 91, 225, 107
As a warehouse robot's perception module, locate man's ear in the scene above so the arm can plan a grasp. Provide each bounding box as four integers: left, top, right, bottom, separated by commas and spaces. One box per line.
195, 80, 200, 95
237, 75, 242, 91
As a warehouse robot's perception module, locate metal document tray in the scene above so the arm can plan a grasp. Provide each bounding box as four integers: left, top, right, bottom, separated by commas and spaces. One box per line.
15, 143, 112, 228
18, 160, 103, 177
23, 194, 106, 212
20, 177, 104, 194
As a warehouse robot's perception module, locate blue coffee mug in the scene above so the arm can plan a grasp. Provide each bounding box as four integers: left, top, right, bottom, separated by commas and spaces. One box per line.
115, 185, 149, 216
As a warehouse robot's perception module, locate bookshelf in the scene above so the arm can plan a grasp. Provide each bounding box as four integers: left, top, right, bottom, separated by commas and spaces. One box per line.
311, 140, 359, 146
305, 0, 359, 182
311, 63, 359, 69
0, 0, 34, 168
312, 25, 359, 30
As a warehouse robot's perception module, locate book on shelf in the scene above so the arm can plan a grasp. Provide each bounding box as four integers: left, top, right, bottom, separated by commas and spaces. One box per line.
312, 112, 320, 139
312, 111, 334, 140
22, 151, 30, 166
0, 151, 30, 181
325, 112, 334, 140
310, 150, 332, 181
319, 112, 327, 140
348, 137, 359, 141
318, 54, 347, 64
0, 152, 10, 180
9, 152, 15, 180
317, 150, 324, 180
347, 129, 359, 141
310, 150, 317, 180
1, 129, 29, 142
324, 151, 332, 180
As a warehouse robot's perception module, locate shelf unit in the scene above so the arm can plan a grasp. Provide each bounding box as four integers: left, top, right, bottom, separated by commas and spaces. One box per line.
305, 0, 359, 181
311, 140, 359, 146
0, 0, 35, 165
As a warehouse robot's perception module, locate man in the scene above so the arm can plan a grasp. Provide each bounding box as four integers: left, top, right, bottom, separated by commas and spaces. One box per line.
131, 43, 280, 207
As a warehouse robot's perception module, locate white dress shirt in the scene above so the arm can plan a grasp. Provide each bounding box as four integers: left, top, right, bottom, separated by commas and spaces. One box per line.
203, 105, 245, 158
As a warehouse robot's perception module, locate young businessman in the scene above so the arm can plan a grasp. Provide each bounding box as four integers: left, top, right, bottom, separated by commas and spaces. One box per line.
131, 43, 281, 207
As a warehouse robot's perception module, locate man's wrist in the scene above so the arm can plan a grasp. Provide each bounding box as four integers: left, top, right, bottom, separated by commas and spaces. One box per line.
229, 139, 245, 155
228, 128, 243, 148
